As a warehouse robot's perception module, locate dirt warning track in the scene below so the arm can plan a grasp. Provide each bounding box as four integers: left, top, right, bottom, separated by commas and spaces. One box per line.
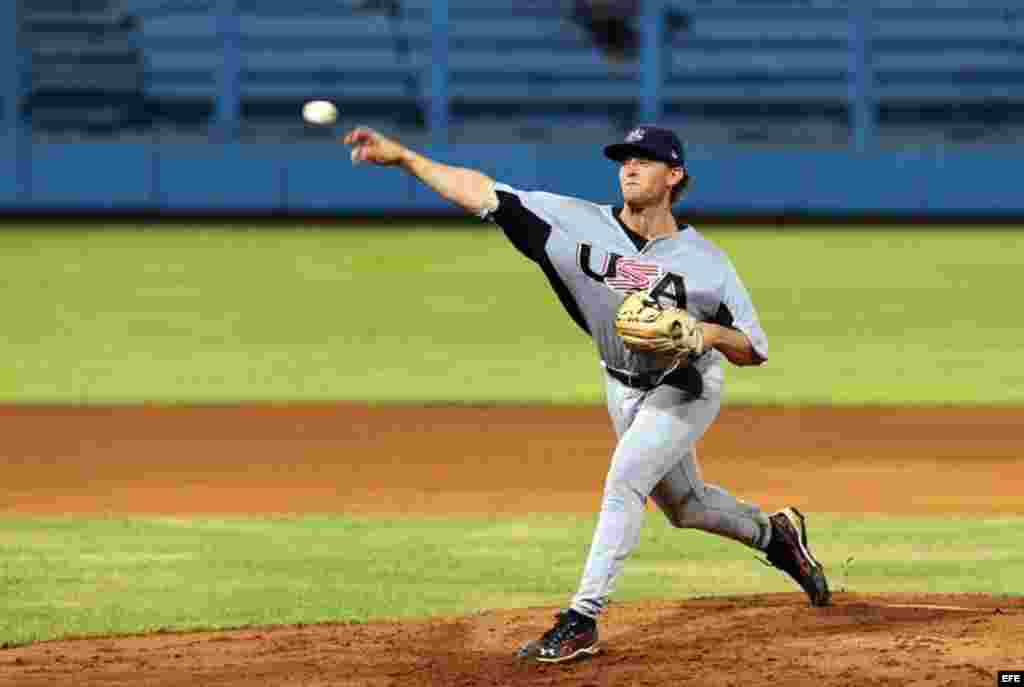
2, 405, 1022, 516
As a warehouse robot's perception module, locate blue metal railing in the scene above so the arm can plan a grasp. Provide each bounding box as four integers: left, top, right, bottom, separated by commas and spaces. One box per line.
429, 0, 450, 148
640, 0, 665, 125
3, 2, 17, 140
5, 1, 30, 201
849, 2, 876, 152
214, 0, 241, 143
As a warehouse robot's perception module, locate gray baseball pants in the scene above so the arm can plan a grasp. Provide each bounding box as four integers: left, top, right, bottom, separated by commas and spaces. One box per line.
570, 368, 773, 619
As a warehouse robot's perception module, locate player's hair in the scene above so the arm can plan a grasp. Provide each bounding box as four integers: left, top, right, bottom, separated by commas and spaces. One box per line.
670, 170, 692, 205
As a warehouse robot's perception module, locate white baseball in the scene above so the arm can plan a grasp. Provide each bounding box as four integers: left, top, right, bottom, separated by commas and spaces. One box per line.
302, 100, 338, 126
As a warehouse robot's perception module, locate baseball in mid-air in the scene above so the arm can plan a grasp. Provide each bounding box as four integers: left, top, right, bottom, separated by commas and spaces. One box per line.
302, 100, 338, 126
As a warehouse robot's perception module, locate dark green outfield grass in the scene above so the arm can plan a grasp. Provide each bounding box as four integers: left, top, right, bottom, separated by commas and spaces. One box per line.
1, 224, 1020, 404
2, 514, 1021, 646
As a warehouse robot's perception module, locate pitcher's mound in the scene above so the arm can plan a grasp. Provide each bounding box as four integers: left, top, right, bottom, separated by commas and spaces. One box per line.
3, 593, 1021, 686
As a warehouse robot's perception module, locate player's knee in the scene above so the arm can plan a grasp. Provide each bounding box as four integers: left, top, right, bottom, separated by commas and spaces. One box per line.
663, 499, 693, 529
601, 476, 646, 514
662, 489, 709, 529
663, 507, 687, 528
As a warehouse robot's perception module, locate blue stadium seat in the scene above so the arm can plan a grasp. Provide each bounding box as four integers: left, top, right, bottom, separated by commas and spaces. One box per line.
403, 0, 562, 18
137, 14, 218, 41
145, 52, 214, 71
27, 0, 111, 12
663, 6, 850, 106
669, 49, 849, 74
448, 17, 587, 45
675, 16, 849, 42
240, 14, 425, 103
134, 13, 217, 99
450, 81, 638, 103
445, 13, 631, 106
242, 50, 424, 72
241, 16, 427, 43
873, 10, 1022, 39
237, 0, 413, 17
872, 6, 1024, 104
450, 49, 625, 76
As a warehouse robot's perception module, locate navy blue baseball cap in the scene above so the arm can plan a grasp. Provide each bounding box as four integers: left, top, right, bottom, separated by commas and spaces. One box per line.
604, 126, 685, 168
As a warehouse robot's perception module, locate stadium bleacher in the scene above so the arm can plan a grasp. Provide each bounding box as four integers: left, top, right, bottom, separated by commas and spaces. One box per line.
22, 0, 148, 135
19, 0, 1024, 146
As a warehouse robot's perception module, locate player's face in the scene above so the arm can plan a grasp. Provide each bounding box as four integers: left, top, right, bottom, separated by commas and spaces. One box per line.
619, 157, 679, 206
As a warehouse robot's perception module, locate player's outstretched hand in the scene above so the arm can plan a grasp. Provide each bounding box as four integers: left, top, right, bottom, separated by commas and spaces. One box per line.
343, 127, 407, 167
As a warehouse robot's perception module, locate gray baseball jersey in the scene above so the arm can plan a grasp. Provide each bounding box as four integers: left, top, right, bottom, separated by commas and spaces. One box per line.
483, 183, 768, 390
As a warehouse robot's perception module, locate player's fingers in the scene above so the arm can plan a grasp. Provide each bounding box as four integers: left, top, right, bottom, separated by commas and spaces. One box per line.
344, 127, 373, 146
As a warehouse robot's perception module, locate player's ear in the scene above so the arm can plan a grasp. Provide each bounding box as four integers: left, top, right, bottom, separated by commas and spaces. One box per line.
669, 167, 690, 204
666, 165, 684, 190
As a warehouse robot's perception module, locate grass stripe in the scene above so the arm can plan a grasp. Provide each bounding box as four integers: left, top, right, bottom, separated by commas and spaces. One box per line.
1, 225, 1022, 404
1, 514, 1021, 646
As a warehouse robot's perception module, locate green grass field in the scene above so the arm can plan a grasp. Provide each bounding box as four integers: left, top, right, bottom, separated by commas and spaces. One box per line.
3, 514, 1022, 647
1, 224, 1021, 405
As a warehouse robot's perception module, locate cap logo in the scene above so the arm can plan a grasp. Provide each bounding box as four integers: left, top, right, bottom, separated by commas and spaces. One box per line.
671, 150, 679, 159
625, 128, 646, 143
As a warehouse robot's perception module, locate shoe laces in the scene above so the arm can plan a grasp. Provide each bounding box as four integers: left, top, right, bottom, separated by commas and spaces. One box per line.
541, 611, 582, 645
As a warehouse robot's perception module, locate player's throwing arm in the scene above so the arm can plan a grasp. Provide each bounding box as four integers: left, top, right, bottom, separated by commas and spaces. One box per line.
343, 127, 499, 217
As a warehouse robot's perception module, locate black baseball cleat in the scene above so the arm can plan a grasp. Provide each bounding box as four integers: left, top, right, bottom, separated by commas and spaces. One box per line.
764, 507, 832, 607
517, 609, 600, 663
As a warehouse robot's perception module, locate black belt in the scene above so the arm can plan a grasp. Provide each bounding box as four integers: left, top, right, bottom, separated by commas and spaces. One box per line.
605, 366, 663, 390
605, 364, 704, 397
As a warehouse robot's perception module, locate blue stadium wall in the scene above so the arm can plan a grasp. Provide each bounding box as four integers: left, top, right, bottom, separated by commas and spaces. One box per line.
6, 1, 1023, 217
1, 142, 1022, 216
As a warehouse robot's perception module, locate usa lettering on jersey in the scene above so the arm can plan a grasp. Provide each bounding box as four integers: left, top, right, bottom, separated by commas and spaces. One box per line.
577, 242, 687, 309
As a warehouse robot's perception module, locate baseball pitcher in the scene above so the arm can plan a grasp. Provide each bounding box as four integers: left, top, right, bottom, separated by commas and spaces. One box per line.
343, 124, 831, 663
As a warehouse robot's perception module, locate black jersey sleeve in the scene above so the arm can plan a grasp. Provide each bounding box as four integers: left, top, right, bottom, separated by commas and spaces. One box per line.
482, 183, 591, 336
484, 189, 552, 264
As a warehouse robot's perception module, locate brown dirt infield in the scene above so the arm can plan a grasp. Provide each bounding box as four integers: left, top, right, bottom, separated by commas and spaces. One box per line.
1, 404, 1022, 686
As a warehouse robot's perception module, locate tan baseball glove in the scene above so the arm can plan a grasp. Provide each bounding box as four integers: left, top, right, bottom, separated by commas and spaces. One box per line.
615, 292, 706, 362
